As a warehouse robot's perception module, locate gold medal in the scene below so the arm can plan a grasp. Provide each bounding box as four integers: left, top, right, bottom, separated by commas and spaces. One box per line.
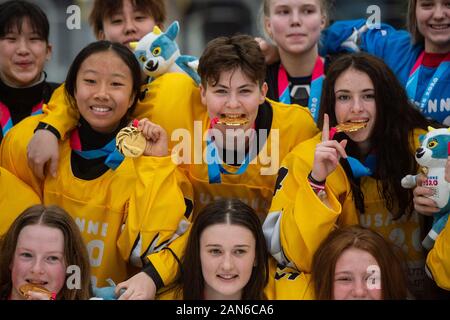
116, 125, 147, 158
19, 284, 53, 299
216, 115, 249, 127
335, 121, 367, 133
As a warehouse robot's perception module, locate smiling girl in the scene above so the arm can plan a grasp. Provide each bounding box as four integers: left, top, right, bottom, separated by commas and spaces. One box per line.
158, 199, 269, 300
0, 0, 58, 143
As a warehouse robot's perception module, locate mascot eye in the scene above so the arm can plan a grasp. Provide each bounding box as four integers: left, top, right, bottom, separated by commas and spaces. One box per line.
427, 140, 438, 148
152, 47, 161, 56
139, 56, 146, 63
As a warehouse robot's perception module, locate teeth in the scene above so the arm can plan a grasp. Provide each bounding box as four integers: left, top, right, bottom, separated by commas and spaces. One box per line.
430, 25, 449, 29
218, 275, 236, 279
27, 280, 47, 285
91, 106, 111, 112
221, 114, 244, 119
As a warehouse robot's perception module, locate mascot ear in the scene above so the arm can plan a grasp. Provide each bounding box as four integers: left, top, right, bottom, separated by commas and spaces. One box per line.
428, 126, 436, 132
419, 134, 425, 144
153, 25, 162, 35
165, 21, 180, 41
129, 42, 138, 50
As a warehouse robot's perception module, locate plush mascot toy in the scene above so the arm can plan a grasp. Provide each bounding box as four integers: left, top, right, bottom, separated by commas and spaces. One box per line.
130, 21, 200, 85
401, 127, 450, 250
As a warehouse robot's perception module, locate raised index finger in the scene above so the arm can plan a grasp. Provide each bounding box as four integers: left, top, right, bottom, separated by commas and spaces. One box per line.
322, 113, 329, 142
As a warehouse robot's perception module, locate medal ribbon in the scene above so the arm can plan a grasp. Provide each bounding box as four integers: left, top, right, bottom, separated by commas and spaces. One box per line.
0, 100, 43, 137
277, 56, 324, 122
329, 128, 376, 179
406, 51, 450, 111
346, 154, 376, 179
70, 128, 124, 170
206, 119, 253, 184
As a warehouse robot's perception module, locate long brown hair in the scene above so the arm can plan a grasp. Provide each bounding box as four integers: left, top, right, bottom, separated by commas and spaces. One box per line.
312, 225, 408, 300
176, 199, 269, 300
0, 205, 92, 300
407, 0, 424, 45
317, 52, 431, 218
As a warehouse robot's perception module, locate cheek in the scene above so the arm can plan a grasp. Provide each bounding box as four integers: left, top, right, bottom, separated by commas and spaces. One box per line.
332, 283, 348, 299
51, 264, 67, 290
206, 99, 222, 115
200, 255, 216, 282
271, 19, 286, 34
102, 25, 120, 41
334, 103, 346, 122
239, 254, 256, 277
137, 20, 156, 34
245, 97, 261, 116
415, 9, 429, 27
10, 259, 26, 285
306, 16, 323, 33
369, 288, 383, 300
0, 45, 12, 61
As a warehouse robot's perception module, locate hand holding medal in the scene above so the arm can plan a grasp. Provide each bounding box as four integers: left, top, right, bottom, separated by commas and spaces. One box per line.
116, 119, 168, 157
311, 114, 349, 183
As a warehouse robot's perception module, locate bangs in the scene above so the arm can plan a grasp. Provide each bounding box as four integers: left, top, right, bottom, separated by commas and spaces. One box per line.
2, 16, 43, 39
103, 0, 153, 18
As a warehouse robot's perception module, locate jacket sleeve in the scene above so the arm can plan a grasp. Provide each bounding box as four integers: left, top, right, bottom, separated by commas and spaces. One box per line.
263, 147, 358, 273
118, 155, 193, 264
0, 167, 41, 236
40, 84, 79, 140
426, 218, 450, 290
145, 224, 192, 288
0, 115, 45, 197
264, 257, 314, 300
320, 19, 410, 58
117, 155, 193, 287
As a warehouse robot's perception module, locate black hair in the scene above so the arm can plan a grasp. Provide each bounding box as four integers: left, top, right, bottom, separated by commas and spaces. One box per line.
0, 0, 50, 42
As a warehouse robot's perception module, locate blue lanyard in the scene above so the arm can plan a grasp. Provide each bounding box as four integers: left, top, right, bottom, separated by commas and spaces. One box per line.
347, 154, 376, 179
70, 129, 124, 170
206, 133, 251, 184
278, 57, 324, 122
406, 51, 450, 111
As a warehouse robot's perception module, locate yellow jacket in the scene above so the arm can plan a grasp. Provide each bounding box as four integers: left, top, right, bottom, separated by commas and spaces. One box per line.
264, 129, 428, 297
0, 166, 41, 236
1, 115, 193, 287
14, 73, 319, 288
427, 219, 450, 290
